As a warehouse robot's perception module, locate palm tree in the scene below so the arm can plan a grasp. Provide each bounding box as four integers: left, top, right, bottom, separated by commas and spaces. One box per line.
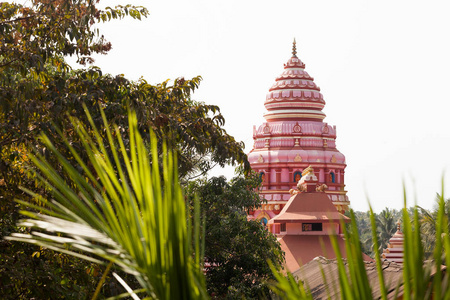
376, 208, 399, 251
419, 195, 450, 258
7, 108, 208, 299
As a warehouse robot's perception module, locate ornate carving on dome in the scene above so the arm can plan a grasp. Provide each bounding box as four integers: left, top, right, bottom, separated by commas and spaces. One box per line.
331, 155, 337, 163
323, 139, 328, 147
258, 154, 264, 163
263, 124, 271, 134
316, 184, 328, 192
289, 188, 300, 195
294, 154, 302, 162
293, 122, 302, 133
322, 125, 329, 134
298, 184, 307, 192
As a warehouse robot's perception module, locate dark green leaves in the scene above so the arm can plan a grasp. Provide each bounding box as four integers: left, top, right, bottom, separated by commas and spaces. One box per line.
8, 109, 208, 299
186, 174, 284, 298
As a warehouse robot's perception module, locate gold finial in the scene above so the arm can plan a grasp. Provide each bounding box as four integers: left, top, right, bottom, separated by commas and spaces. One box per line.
397, 220, 401, 231
292, 38, 297, 57
302, 165, 314, 176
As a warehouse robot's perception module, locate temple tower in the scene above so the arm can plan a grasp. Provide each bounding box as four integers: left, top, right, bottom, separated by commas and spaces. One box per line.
248, 40, 350, 223
382, 221, 404, 263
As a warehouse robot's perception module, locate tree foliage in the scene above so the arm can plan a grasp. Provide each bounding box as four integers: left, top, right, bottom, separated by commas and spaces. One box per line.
0, 0, 249, 298
376, 207, 400, 251
418, 195, 450, 258
352, 208, 402, 257
0, 0, 248, 181
186, 174, 284, 299
1, 1, 148, 297
353, 200, 450, 259
0, 0, 148, 71
7, 110, 208, 299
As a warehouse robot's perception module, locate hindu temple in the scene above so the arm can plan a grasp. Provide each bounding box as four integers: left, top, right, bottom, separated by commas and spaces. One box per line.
247, 40, 350, 224
267, 166, 351, 271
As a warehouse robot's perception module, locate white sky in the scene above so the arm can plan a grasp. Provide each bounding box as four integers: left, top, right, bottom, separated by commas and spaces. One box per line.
75, 0, 450, 212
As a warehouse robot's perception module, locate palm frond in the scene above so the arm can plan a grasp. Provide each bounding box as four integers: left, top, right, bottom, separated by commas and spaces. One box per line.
7, 107, 207, 299
271, 179, 449, 299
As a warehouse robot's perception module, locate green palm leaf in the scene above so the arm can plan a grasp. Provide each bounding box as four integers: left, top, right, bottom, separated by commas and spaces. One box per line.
271, 181, 449, 299
7, 107, 208, 299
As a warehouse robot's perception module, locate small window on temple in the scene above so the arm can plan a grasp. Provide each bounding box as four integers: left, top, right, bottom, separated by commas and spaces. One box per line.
260, 217, 268, 227
329, 172, 335, 183
260, 172, 266, 183
302, 223, 322, 231
280, 223, 286, 232
293, 171, 302, 182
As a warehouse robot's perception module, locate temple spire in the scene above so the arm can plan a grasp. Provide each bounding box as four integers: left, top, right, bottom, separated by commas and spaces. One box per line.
292, 38, 297, 57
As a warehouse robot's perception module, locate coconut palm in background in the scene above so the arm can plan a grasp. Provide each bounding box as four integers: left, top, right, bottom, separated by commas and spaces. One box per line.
7, 108, 208, 299
419, 195, 450, 258
376, 207, 400, 251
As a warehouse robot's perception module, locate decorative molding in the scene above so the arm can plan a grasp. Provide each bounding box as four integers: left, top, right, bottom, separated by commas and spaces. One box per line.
294, 154, 302, 162
258, 154, 264, 163
256, 211, 270, 221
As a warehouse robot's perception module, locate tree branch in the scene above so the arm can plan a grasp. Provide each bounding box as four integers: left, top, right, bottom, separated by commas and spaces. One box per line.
0, 15, 37, 25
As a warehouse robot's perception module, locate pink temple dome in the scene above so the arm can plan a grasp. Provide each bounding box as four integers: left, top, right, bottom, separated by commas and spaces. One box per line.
264, 50, 326, 121
248, 39, 350, 217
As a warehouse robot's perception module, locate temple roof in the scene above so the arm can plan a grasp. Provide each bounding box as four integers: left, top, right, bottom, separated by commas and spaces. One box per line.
269, 167, 349, 224
268, 193, 348, 223
292, 258, 405, 299
292, 257, 445, 299
264, 40, 326, 121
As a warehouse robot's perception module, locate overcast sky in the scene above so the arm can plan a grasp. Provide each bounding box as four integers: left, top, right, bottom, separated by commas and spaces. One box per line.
71, 0, 450, 212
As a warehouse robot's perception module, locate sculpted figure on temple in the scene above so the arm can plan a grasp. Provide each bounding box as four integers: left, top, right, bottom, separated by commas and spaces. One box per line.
316, 184, 328, 192
289, 189, 299, 195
